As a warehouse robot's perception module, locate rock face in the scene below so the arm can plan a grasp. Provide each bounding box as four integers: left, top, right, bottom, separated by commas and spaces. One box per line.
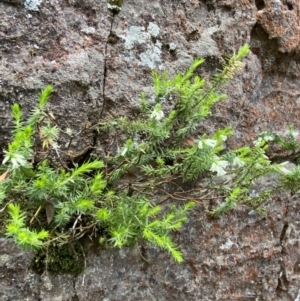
0, 0, 300, 300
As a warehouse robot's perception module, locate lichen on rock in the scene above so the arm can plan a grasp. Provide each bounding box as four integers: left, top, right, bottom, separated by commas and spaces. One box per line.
24, 0, 43, 11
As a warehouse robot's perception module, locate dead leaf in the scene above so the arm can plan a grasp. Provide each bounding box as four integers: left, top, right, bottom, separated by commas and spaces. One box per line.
46, 198, 56, 224
49, 112, 56, 120
0, 170, 9, 181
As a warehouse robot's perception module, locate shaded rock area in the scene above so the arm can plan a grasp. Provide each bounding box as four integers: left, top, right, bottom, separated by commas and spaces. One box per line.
0, 0, 300, 300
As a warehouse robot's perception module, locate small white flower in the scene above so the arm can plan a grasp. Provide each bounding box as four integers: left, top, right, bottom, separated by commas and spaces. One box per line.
3, 153, 27, 169
198, 139, 217, 149
220, 135, 227, 142
254, 132, 274, 146
253, 137, 262, 147
2, 155, 9, 165
210, 156, 229, 176
107, 3, 121, 12
12, 154, 27, 169
121, 147, 128, 157
232, 156, 245, 167
264, 134, 274, 142
150, 110, 164, 121
204, 139, 217, 148
262, 153, 270, 160
150, 104, 164, 121
291, 130, 299, 140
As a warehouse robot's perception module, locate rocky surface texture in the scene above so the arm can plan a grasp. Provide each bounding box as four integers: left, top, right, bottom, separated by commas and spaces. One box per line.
0, 0, 300, 300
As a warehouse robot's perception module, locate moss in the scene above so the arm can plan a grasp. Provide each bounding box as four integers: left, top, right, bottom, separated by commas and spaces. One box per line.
1, 193, 85, 275
72, 295, 80, 301
186, 30, 200, 42
31, 241, 85, 275
0, 208, 9, 236
108, 32, 120, 44
205, 0, 216, 11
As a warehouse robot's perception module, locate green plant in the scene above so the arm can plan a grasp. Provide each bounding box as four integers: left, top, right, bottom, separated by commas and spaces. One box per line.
0, 85, 195, 263
1, 44, 296, 271
5, 203, 49, 249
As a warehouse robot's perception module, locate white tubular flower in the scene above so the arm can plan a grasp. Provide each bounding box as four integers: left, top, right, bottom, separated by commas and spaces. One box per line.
150, 104, 164, 121
291, 130, 299, 140
232, 156, 245, 167
254, 132, 274, 146
204, 139, 217, 148
2, 154, 9, 165
220, 135, 227, 142
254, 137, 267, 147
3, 152, 27, 169
264, 134, 274, 142
253, 137, 262, 147
198, 139, 217, 149
121, 147, 128, 157
210, 156, 229, 176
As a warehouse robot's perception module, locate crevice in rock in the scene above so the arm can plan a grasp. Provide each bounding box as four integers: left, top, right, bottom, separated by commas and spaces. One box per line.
99, 13, 115, 118
294, 259, 300, 273
287, 2, 293, 10
250, 22, 300, 75
250, 23, 281, 73
279, 200, 290, 254
72, 279, 80, 301
255, 0, 265, 11
280, 223, 289, 252
276, 270, 291, 299
71, 133, 97, 166
282, 0, 294, 10
275, 231, 290, 298
180, 0, 189, 19
268, 148, 300, 164
0, 0, 23, 7
204, 0, 216, 11
276, 199, 291, 298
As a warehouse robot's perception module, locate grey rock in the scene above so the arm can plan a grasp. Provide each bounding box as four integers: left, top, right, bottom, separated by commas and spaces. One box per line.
1, 0, 300, 300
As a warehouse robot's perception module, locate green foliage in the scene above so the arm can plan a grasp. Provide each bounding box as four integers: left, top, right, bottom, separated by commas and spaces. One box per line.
3, 44, 298, 271
1, 84, 196, 264
214, 44, 249, 84
253, 125, 300, 153
252, 126, 300, 195
6, 203, 49, 250
28, 85, 53, 126
281, 166, 300, 193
